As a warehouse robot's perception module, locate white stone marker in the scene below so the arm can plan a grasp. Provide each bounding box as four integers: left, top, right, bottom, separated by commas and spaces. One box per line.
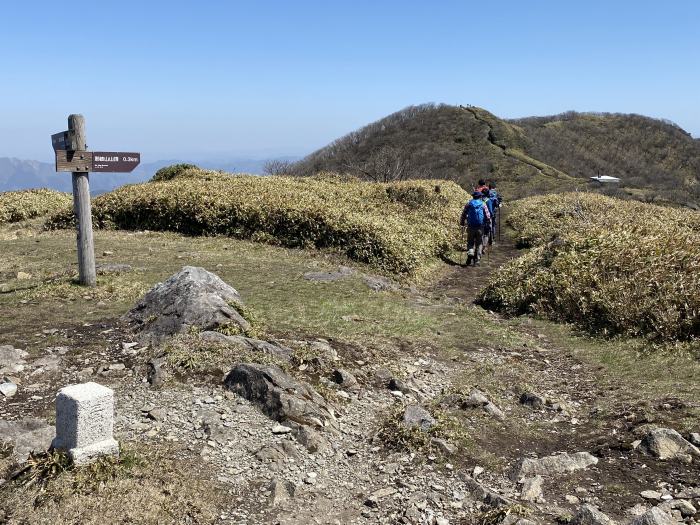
53, 382, 119, 465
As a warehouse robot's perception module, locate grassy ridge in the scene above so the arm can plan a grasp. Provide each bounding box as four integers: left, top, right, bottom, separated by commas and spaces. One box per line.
0, 189, 71, 224
479, 193, 700, 342
47, 170, 468, 275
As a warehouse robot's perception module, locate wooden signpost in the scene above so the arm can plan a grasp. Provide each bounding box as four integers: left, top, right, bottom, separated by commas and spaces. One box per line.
52, 115, 140, 287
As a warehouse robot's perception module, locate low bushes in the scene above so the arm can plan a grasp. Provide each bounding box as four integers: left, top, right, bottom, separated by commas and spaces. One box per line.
0, 189, 72, 224
479, 193, 700, 342
47, 169, 468, 275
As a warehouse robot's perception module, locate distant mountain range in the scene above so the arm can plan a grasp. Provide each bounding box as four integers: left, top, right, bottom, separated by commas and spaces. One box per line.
0, 157, 288, 193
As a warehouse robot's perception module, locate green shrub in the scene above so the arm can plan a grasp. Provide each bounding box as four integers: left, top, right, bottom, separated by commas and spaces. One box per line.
47, 171, 468, 275
150, 163, 199, 182
0, 189, 72, 224
479, 192, 700, 341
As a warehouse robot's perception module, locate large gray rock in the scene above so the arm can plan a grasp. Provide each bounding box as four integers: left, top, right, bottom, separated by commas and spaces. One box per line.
0, 345, 28, 374
0, 418, 55, 463
224, 363, 336, 432
571, 504, 618, 525
127, 266, 250, 343
402, 405, 436, 432
631, 507, 682, 525
641, 428, 700, 461
514, 452, 598, 480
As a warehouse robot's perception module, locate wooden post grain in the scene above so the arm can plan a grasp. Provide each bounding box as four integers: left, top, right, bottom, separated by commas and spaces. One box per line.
68, 114, 96, 287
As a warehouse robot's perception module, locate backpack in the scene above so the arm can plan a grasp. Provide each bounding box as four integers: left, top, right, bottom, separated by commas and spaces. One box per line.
483, 197, 494, 216
466, 199, 485, 226
489, 189, 502, 206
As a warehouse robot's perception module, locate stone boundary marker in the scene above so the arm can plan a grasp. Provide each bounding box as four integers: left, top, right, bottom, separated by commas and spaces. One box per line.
52, 382, 119, 465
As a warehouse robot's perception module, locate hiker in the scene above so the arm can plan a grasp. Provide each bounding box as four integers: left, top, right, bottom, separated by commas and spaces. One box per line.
481, 189, 495, 246
475, 178, 489, 194
460, 191, 491, 266
488, 183, 501, 244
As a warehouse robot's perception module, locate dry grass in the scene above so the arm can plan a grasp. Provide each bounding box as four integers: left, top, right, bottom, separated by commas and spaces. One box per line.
480, 192, 700, 342
46, 170, 468, 275
0, 189, 72, 224
0, 444, 227, 524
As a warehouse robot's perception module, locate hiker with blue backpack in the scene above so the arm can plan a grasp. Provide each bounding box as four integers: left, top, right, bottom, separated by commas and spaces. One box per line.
460, 191, 491, 266
481, 189, 495, 247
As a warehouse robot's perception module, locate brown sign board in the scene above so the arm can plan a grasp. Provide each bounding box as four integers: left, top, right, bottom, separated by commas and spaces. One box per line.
51, 130, 78, 152
55, 150, 92, 172
91, 152, 141, 172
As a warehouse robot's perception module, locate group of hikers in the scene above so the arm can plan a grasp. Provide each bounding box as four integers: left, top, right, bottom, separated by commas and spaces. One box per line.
459, 179, 502, 266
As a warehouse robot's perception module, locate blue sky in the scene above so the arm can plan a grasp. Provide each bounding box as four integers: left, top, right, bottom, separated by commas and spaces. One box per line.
1, 0, 698, 161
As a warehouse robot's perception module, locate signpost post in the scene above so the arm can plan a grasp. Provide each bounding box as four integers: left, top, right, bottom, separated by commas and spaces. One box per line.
52, 115, 140, 287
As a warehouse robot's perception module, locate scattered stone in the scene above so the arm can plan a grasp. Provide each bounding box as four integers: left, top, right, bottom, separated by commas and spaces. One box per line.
372, 368, 393, 388
272, 424, 292, 434
388, 377, 411, 394
0, 345, 28, 374
472, 466, 484, 478
331, 369, 358, 390
0, 381, 17, 398
641, 491, 662, 501
16, 271, 31, 280
431, 437, 456, 455
641, 428, 700, 462
303, 267, 354, 282
519, 475, 544, 503
147, 356, 167, 388
402, 405, 436, 432
147, 408, 167, 422
53, 382, 119, 465
484, 402, 505, 420
224, 363, 336, 431
660, 499, 697, 518
96, 263, 132, 275
688, 433, 700, 446
0, 418, 55, 463
108, 362, 126, 371
268, 478, 295, 507
363, 275, 398, 292
514, 452, 598, 479
127, 266, 250, 343
200, 331, 292, 361
630, 507, 681, 525
462, 389, 489, 407
293, 425, 328, 453
571, 504, 618, 525
520, 391, 546, 409
460, 474, 512, 507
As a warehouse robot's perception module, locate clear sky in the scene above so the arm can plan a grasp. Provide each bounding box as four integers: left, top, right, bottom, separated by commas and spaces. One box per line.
2, 0, 699, 161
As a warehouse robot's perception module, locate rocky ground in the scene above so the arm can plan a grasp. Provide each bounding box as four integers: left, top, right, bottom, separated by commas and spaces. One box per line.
1, 230, 699, 525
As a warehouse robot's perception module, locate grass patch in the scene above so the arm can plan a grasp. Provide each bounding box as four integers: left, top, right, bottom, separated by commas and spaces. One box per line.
46, 170, 468, 276
479, 192, 700, 342
0, 444, 226, 524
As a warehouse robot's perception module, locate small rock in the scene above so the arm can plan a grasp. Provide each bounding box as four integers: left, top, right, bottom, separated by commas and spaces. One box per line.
108, 363, 126, 371
641, 427, 700, 461
331, 369, 358, 390
16, 272, 32, 280
388, 377, 411, 394
688, 433, 700, 447
472, 466, 484, 478
272, 424, 292, 435
520, 475, 544, 502
402, 405, 436, 432
640, 490, 662, 501
565, 495, 581, 505
514, 451, 598, 479
520, 391, 546, 409
630, 507, 681, 525
430, 437, 456, 455
0, 381, 18, 398
268, 478, 294, 507
147, 408, 167, 422
570, 504, 618, 525
102, 251, 114, 256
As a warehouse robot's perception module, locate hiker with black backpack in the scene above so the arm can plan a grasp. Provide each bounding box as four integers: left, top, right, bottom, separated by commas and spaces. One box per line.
460, 191, 491, 266
488, 183, 501, 244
